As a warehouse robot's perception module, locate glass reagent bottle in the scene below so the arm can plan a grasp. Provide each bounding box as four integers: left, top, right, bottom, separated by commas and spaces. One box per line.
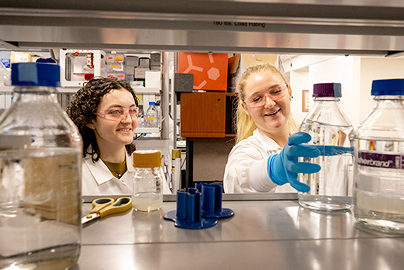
299, 82, 354, 212
353, 78, 404, 234
0, 63, 83, 269
145, 101, 158, 128
155, 102, 161, 129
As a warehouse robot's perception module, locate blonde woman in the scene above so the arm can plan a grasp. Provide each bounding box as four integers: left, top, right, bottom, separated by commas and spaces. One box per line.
224, 63, 322, 193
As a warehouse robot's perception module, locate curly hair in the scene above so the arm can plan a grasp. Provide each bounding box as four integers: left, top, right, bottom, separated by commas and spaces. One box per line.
66, 77, 139, 162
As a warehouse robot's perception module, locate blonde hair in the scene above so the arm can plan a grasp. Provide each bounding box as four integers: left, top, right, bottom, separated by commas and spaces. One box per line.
235, 63, 298, 143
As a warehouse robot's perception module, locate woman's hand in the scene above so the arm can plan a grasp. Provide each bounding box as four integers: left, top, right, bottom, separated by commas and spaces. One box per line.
267, 132, 354, 192
267, 132, 321, 192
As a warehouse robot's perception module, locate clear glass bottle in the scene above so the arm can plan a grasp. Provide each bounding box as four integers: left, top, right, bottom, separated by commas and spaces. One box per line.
299, 83, 354, 211
132, 150, 163, 211
171, 149, 182, 193
137, 109, 145, 128
353, 78, 404, 233
0, 63, 83, 269
145, 101, 157, 128
155, 101, 161, 129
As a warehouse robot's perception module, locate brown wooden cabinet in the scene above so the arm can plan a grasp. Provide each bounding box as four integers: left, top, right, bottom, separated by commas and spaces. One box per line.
180, 92, 227, 138
180, 91, 237, 185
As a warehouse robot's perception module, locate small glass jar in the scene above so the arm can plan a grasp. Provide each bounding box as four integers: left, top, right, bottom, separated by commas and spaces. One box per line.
132, 150, 163, 211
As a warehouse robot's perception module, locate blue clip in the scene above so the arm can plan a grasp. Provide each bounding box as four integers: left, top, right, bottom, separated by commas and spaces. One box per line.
196, 183, 234, 219
163, 188, 218, 229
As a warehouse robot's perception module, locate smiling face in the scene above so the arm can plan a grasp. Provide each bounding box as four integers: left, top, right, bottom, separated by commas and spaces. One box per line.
89, 88, 138, 151
241, 71, 292, 138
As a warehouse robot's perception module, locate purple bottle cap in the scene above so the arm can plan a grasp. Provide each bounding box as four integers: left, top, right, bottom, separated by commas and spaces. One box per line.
313, 83, 341, 98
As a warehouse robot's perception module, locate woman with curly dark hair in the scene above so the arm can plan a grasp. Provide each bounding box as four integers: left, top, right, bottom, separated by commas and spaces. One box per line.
66, 77, 140, 195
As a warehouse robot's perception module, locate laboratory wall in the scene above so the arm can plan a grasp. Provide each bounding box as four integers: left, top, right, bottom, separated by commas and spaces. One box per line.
289, 69, 309, 125
288, 56, 404, 130
308, 56, 358, 127
359, 57, 404, 122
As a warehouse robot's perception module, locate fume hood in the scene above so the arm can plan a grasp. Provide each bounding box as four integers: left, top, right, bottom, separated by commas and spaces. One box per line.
1, 0, 404, 55
2, 0, 404, 188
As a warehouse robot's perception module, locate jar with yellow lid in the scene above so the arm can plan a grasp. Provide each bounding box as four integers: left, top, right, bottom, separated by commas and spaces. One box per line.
132, 150, 163, 211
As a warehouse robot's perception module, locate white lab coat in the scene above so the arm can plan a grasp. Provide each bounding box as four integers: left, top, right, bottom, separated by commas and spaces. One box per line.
82, 152, 171, 196
223, 129, 295, 193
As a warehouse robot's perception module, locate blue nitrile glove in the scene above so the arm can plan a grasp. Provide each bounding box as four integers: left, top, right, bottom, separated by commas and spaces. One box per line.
267, 132, 353, 192
267, 132, 355, 192
267, 132, 319, 192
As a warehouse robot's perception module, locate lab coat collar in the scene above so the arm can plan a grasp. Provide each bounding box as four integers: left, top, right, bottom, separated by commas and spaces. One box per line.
84, 152, 135, 185
253, 129, 282, 152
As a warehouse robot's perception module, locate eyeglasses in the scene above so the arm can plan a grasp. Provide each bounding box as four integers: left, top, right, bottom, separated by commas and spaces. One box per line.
94, 107, 139, 122
244, 84, 288, 108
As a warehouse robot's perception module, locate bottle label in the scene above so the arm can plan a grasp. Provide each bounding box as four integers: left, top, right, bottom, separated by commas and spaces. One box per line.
357, 151, 403, 169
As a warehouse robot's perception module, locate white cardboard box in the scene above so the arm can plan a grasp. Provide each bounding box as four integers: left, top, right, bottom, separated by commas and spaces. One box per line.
145, 70, 161, 88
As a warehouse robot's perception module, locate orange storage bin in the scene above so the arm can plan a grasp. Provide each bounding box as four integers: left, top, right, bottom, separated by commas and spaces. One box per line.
178, 52, 228, 91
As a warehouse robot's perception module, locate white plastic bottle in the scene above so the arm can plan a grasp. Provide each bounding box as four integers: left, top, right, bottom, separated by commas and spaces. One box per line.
299, 83, 354, 211
353, 78, 404, 233
132, 150, 163, 211
0, 63, 82, 269
145, 101, 157, 128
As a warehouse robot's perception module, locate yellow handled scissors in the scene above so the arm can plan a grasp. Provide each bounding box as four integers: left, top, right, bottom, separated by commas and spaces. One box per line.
81, 197, 132, 225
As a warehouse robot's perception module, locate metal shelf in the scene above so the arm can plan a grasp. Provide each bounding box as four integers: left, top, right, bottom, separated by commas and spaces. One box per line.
133, 87, 160, 94
0, 86, 13, 92
2, 1, 404, 54
0, 86, 160, 94
135, 127, 159, 134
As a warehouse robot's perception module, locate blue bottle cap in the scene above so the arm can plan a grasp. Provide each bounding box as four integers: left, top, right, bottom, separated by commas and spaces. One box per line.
11, 62, 60, 87
313, 83, 341, 98
149, 101, 156, 105
371, 79, 404, 96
